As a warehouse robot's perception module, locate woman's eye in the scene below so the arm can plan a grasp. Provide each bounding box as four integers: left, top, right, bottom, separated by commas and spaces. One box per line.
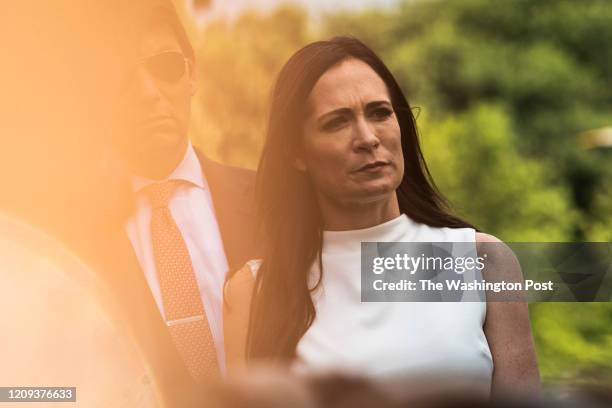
370, 107, 393, 120
321, 117, 347, 132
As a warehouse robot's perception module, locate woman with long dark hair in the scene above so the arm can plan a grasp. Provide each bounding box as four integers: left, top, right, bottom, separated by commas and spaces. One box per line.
224, 37, 539, 395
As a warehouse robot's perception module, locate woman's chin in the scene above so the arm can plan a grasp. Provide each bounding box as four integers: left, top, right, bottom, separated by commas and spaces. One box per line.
348, 181, 398, 204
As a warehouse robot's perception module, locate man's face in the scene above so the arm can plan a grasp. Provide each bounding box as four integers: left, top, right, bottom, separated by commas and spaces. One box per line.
112, 21, 195, 180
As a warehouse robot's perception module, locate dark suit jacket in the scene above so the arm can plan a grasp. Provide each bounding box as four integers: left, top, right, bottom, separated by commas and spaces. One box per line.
88, 153, 258, 407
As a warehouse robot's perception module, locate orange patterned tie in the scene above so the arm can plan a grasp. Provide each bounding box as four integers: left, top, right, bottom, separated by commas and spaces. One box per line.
143, 180, 219, 381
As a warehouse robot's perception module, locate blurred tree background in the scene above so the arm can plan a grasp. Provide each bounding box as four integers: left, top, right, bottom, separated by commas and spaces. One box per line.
175, 0, 611, 387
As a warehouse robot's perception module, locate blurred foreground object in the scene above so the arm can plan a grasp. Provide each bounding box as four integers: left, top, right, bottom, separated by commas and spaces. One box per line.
204, 366, 612, 408
0, 213, 160, 407
191, 0, 212, 11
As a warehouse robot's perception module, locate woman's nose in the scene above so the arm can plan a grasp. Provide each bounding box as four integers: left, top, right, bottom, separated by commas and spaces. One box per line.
353, 117, 380, 151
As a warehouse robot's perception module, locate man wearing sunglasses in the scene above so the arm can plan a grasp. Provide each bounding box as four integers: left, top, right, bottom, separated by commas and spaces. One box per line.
108, 1, 257, 403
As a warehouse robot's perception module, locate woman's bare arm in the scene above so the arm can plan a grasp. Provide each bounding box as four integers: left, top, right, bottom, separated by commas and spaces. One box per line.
476, 232, 540, 397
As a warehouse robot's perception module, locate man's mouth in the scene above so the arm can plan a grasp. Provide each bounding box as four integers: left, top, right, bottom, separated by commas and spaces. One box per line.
138, 116, 174, 129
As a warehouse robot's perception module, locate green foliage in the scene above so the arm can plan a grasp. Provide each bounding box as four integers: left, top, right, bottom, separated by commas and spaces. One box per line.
419, 104, 576, 241
191, 6, 310, 168
588, 179, 612, 241
530, 302, 612, 384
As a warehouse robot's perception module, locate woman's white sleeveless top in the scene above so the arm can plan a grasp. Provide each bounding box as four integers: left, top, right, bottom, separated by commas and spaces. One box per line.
290, 214, 493, 392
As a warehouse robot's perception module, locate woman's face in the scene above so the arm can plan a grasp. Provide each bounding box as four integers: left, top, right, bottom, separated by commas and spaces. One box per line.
300, 58, 404, 207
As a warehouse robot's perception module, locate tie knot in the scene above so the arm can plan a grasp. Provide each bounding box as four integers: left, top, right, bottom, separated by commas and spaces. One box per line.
141, 180, 184, 209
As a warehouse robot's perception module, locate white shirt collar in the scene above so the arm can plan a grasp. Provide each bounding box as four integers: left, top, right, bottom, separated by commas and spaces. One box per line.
131, 141, 206, 192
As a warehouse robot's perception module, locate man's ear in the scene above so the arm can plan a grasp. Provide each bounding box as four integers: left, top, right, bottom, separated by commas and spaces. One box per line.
188, 59, 197, 96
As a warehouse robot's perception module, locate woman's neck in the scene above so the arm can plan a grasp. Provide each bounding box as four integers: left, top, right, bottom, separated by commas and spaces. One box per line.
318, 193, 401, 231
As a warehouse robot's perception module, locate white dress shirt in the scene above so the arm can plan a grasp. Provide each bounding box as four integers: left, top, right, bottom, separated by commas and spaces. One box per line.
125, 142, 229, 372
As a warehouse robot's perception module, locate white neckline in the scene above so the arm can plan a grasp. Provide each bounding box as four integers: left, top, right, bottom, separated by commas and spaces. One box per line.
322, 214, 413, 253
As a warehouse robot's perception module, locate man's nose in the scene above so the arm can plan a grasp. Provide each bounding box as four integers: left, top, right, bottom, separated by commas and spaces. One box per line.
353, 116, 380, 152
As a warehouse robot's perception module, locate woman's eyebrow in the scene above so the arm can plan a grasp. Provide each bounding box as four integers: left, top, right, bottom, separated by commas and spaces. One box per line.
365, 100, 392, 110
315, 99, 392, 125
316, 107, 353, 125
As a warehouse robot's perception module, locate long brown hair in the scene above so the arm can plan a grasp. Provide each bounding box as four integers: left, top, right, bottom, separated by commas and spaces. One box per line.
247, 36, 475, 362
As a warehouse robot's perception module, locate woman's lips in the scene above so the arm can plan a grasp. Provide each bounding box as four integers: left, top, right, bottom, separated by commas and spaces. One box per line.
355, 160, 390, 173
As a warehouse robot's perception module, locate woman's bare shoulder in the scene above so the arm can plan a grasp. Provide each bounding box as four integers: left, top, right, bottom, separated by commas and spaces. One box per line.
475, 232, 502, 243
475, 232, 522, 281
225, 260, 261, 301
245, 259, 262, 276
230, 259, 262, 281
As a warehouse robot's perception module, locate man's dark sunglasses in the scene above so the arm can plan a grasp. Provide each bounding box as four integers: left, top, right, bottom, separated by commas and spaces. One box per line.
141, 51, 188, 83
